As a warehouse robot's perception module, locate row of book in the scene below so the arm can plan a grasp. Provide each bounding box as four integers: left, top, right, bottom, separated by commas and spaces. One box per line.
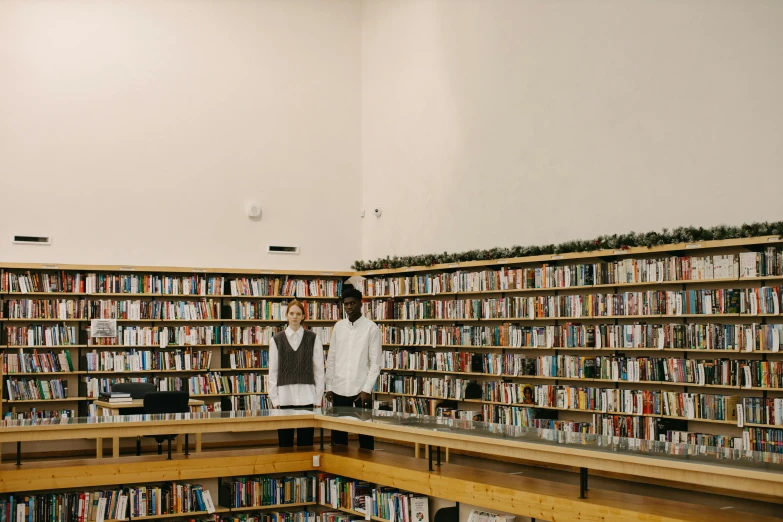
85, 273, 225, 296
0, 489, 128, 522
226, 349, 269, 370
3, 350, 74, 373
6, 378, 68, 401
5, 325, 79, 347
87, 299, 221, 320
592, 414, 738, 447
317, 475, 428, 522
128, 483, 215, 517
359, 249, 783, 296
0, 270, 342, 297
88, 325, 283, 347
218, 476, 316, 509
485, 382, 744, 420
151, 373, 268, 396
5, 298, 341, 321
84, 348, 214, 372
376, 375, 473, 399
379, 322, 783, 351
5, 299, 87, 319
225, 395, 272, 411
740, 397, 783, 426
365, 287, 782, 320
4, 325, 333, 347
381, 355, 783, 388
227, 301, 341, 321
3, 408, 75, 420
229, 277, 342, 298
220, 511, 316, 522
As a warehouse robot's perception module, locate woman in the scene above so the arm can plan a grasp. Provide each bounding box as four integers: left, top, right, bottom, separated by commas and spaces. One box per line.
268, 299, 324, 447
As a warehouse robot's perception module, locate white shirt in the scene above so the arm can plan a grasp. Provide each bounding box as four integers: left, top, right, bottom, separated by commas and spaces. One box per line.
268, 326, 325, 408
325, 315, 381, 396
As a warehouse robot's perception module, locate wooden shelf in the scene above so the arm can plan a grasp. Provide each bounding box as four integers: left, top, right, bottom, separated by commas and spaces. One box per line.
212, 367, 269, 372
370, 313, 767, 323
114, 319, 223, 323
361, 277, 775, 299
4, 371, 85, 375
3, 345, 88, 349
228, 295, 340, 300
84, 369, 212, 374
226, 319, 337, 324
380, 344, 783, 355
189, 392, 268, 397
230, 502, 316, 513
3, 397, 87, 403
3, 318, 88, 322
461, 398, 740, 426
131, 507, 230, 520
375, 375, 778, 390
318, 503, 389, 522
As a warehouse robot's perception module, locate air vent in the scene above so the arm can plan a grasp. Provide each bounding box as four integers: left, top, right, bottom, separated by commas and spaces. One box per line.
268, 245, 299, 255
13, 235, 51, 245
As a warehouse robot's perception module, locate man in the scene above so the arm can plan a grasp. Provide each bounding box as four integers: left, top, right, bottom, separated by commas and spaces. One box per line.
324, 284, 381, 449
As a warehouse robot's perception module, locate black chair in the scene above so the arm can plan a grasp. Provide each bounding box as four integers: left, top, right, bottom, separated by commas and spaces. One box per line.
143, 391, 190, 459
111, 382, 156, 456
112, 382, 155, 399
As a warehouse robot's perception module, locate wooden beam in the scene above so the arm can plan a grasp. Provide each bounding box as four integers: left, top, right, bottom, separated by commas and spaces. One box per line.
0, 448, 315, 494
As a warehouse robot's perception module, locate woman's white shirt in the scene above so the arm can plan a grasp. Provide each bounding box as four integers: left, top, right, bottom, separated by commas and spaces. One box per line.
268, 326, 325, 407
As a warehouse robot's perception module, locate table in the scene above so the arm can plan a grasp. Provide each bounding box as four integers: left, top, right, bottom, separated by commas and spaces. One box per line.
92, 398, 206, 457
92, 398, 205, 415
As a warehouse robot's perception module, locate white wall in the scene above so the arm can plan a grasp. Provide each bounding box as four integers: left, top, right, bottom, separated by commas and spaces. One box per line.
4, 1, 783, 271
0, 0, 361, 271
360, 0, 783, 262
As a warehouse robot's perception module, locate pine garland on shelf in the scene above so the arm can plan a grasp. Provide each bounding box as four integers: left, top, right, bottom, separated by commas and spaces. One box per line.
351, 220, 783, 271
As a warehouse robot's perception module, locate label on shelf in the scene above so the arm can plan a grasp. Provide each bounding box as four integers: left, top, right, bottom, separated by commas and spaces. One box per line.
613, 250, 626, 255
192, 269, 207, 273
769, 237, 781, 242
41, 265, 59, 269
120, 267, 136, 271
321, 272, 334, 276
685, 243, 702, 249
313, 454, 320, 467
449, 263, 459, 268
496, 260, 507, 264
551, 255, 563, 260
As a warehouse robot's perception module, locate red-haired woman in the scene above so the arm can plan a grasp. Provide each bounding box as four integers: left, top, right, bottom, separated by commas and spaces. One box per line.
269, 299, 324, 447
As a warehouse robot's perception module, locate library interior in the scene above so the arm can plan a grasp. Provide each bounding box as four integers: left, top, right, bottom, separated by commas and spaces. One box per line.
1, 1, 783, 521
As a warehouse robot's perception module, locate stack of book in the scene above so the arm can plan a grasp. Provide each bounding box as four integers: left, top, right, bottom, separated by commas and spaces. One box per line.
98, 391, 133, 404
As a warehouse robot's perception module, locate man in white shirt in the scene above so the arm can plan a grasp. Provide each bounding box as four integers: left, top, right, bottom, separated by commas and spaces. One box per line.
269, 300, 325, 447
324, 284, 381, 449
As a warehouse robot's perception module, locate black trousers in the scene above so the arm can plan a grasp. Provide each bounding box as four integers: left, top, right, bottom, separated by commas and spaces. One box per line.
331, 393, 374, 450
278, 405, 314, 447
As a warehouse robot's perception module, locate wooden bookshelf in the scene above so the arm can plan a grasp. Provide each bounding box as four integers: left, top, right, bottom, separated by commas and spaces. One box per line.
0, 264, 342, 417
363, 238, 783, 445
318, 502, 390, 522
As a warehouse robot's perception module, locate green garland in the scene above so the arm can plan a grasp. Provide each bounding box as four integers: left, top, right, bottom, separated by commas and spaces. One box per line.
351, 221, 783, 271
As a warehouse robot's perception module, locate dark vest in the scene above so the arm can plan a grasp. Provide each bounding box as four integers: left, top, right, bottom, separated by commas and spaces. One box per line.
274, 330, 316, 386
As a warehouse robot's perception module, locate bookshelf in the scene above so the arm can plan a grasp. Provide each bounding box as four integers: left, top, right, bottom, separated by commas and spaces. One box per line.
361, 237, 783, 450
0, 265, 349, 419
